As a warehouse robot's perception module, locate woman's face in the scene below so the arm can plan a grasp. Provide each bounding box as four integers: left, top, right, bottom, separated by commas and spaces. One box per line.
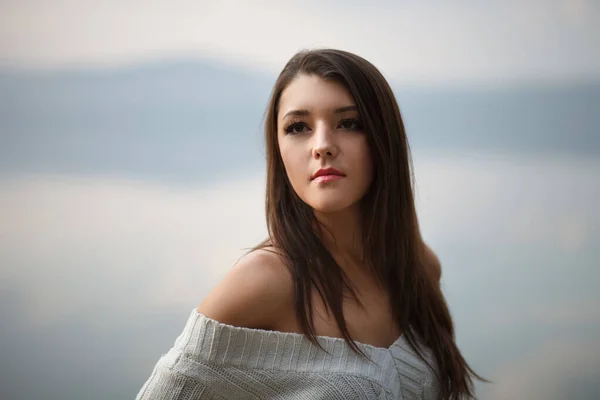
277, 74, 373, 214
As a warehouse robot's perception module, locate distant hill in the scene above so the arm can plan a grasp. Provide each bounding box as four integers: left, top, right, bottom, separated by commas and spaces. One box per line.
396, 84, 600, 156
1, 59, 598, 183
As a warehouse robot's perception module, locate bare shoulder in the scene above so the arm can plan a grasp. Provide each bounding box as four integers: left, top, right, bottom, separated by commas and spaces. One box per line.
197, 247, 293, 330
422, 242, 442, 282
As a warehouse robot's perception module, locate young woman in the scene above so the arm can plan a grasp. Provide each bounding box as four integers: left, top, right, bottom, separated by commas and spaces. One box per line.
136, 49, 483, 399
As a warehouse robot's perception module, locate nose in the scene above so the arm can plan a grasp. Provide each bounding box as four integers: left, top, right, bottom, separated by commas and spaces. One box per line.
312, 122, 338, 159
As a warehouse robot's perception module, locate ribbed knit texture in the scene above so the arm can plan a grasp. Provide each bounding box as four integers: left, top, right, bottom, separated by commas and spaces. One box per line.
136, 309, 440, 399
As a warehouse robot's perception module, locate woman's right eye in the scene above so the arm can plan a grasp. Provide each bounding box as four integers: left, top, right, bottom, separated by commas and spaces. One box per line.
284, 122, 308, 135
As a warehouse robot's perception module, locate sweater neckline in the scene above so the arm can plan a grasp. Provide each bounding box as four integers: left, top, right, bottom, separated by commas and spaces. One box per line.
193, 308, 405, 353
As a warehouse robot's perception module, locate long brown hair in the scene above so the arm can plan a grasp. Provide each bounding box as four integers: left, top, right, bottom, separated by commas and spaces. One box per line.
253, 49, 484, 399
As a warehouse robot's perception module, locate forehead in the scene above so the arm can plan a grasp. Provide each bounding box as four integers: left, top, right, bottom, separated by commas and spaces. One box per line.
278, 74, 355, 117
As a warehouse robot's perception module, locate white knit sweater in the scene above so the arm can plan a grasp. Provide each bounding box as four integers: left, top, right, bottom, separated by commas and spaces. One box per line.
136, 309, 440, 399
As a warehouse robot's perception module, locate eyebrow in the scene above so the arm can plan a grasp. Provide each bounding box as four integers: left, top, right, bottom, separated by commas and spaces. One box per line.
281, 105, 358, 120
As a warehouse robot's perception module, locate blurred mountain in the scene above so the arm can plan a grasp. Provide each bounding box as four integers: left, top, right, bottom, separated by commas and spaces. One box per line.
1, 59, 598, 183
397, 84, 600, 157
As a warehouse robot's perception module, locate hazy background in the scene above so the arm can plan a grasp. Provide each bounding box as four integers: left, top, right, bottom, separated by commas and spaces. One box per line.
1, 1, 599, 399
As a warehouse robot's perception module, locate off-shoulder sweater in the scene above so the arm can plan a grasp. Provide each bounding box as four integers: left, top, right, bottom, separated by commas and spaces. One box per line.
136, 309, 440, 399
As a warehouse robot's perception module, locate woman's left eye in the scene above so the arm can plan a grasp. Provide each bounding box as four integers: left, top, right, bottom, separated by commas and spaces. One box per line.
338, 119, 363, 130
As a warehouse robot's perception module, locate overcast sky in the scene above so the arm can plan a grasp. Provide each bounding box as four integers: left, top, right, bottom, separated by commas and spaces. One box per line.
1, 0, 599, 84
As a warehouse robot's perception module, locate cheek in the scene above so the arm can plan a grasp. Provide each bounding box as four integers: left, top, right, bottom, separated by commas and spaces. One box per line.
279, 141, 306, 186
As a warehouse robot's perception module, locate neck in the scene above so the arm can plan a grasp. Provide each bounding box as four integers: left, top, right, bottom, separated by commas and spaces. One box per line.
313, 206, 364, 267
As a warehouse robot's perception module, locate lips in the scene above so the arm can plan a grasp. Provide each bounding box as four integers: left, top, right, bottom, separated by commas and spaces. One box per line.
311, 167, 345, 180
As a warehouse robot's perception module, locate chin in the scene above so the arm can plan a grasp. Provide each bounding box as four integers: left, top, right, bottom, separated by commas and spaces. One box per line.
306, 197, 357, 214
311, 205, 347, 214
